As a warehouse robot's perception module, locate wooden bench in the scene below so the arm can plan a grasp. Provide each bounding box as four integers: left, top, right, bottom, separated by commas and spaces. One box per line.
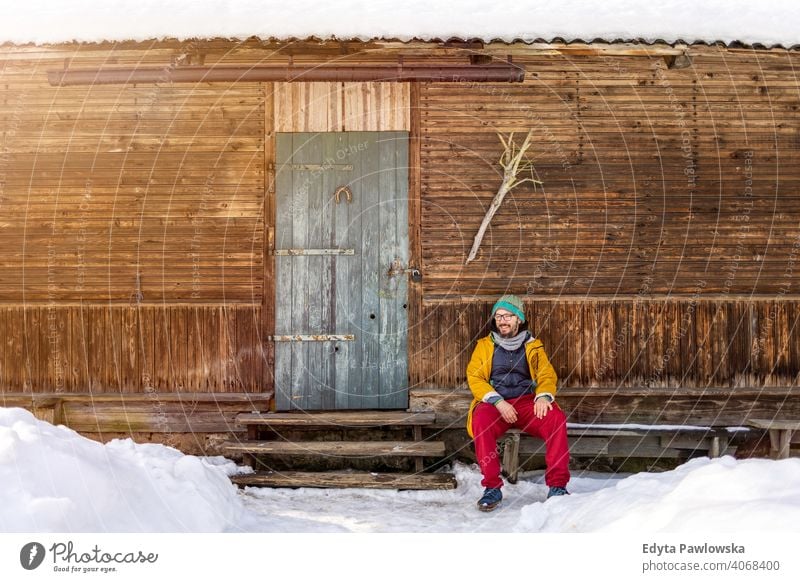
746, 419, 800, 459
501, 424, 744, 484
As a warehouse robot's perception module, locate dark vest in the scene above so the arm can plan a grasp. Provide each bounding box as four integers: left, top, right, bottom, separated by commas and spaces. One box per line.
490, 343, 534, 399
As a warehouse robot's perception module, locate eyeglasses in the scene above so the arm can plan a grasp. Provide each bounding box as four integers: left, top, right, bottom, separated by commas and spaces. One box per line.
494, 313, 516, 322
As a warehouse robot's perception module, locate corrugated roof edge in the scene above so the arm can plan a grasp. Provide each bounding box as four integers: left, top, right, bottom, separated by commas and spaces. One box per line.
1, 36, 798, 51
371, 36, 800, 50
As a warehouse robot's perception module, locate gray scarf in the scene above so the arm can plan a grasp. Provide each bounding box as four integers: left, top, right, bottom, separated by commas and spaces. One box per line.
491, 330, 530, 352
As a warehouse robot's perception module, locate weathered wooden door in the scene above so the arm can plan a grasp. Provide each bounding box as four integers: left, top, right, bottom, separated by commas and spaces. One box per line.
274, 132, 409, 410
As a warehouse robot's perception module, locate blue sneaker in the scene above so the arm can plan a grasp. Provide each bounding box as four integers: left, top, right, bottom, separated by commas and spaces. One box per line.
477, 487, 503, 512
547, 486, 569, 499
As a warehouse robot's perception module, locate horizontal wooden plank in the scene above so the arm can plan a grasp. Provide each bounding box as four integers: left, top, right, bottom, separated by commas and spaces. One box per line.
513, 434, 738, 460
0, 139, 263, 154
606, 440, 700, 458
419, 295, 800, 305
568, 426, 732, 438
419, 280, 793, 296
0, 128, 264, 141
0, 152, 262, 166
68, 419, 247, 433
747, 419, 800, 430
409, 390, 800, 428
659, 435, 725, 449
231, 471, 457, 490
223, 440, 446, 457
0, 392, 271, 403
518, 436, 610, 455
236, 411, 436, 427
5, 393, 273, 433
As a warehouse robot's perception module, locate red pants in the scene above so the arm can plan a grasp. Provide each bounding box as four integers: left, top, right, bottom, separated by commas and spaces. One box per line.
472, 394, 570, 489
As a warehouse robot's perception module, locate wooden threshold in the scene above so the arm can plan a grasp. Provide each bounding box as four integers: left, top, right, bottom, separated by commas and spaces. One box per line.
235, 410, 436, 427
232, 470, 457, 490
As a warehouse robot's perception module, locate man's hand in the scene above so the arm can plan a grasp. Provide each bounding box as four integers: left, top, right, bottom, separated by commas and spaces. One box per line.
534, 397, 553, 419
495, 400, 518, 423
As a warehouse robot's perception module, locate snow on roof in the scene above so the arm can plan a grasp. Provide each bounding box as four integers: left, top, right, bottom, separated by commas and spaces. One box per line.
1, 0, 799, 48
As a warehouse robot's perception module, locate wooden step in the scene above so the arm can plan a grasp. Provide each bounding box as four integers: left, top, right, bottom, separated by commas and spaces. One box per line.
235, 410, 436, 428
224, 440, 446, 457
232, 470, 457, 490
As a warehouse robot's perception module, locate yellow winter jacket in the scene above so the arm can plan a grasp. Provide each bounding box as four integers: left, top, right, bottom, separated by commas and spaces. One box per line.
466, 334, 558, 437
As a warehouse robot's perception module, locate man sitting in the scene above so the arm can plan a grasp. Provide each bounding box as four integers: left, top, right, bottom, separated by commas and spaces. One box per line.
466, 294, 570, 511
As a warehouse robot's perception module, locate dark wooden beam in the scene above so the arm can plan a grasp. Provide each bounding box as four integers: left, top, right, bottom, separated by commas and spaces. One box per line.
47, 63, 525, 85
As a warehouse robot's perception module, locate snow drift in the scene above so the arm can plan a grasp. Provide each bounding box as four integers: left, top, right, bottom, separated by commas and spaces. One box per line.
0, 407, 247, 532
3, 405, 800, 533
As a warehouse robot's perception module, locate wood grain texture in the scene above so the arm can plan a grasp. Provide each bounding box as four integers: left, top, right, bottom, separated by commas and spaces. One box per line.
273, 82, 409, 132
223, 440, 445, 456
410, 299, 800, 391
419, 52, 800, 297
0, 71, 265, 302
0, 305, 264, 393
231, 470, 457, 489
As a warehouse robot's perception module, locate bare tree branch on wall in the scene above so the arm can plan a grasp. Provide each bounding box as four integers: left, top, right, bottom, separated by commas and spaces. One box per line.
465, 130, 542, 265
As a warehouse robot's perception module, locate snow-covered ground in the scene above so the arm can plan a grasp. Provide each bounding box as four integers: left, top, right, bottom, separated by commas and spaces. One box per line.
2, 406, 800, 534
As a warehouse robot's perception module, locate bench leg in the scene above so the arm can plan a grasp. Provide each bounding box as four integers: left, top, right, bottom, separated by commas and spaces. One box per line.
502, 432, 521, 485
709, 436, 721, 458
771, 429, 793, 460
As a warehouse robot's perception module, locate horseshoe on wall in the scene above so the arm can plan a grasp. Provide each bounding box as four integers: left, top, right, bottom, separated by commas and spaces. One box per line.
334, 185, 353, 204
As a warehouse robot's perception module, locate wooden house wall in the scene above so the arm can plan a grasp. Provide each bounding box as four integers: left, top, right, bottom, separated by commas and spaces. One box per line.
418, 51, 800, 296
1, 40, 798, 435
410, 49, 800, 423
0, 52, 266, 395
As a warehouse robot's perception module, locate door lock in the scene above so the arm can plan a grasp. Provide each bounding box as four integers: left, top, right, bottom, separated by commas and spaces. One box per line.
387, 258, 422, 282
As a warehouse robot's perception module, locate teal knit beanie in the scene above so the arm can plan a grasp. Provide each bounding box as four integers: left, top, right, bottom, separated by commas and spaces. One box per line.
492, 294, 526, 323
